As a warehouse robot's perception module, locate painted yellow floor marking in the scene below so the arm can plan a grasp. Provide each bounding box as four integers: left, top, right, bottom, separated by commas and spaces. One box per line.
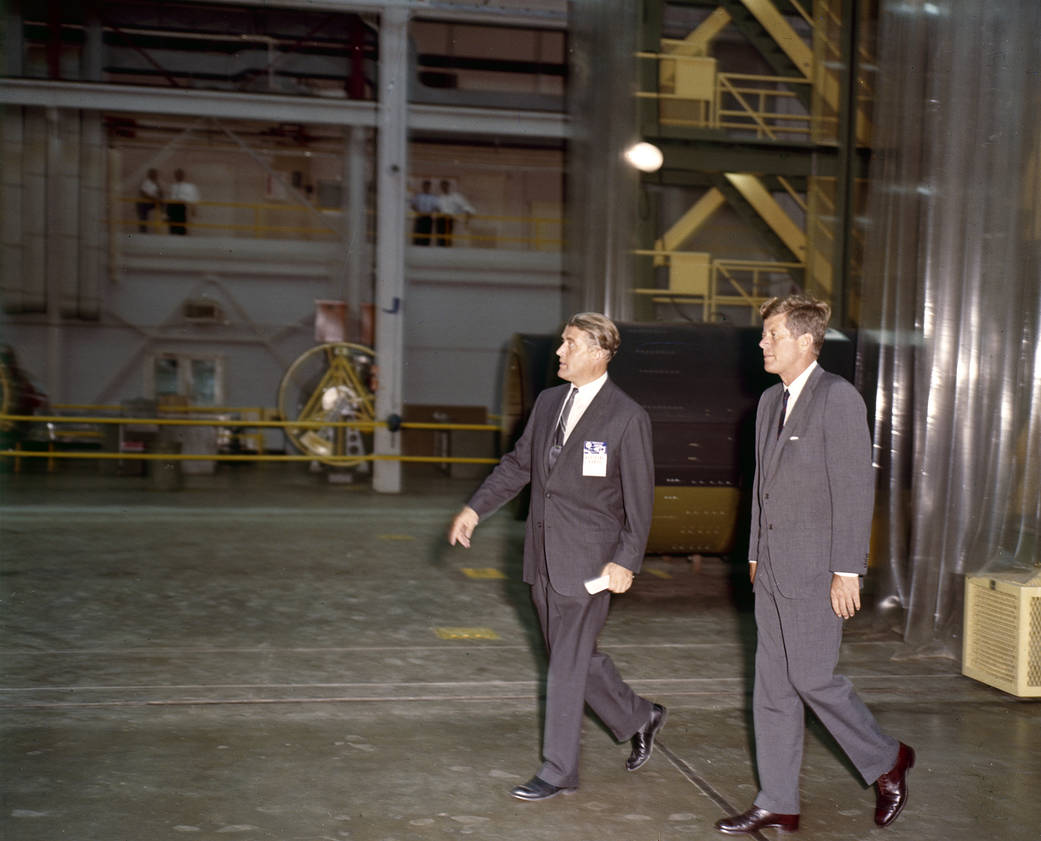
434, 627, 501, 641
461, 567, 507, 580
646, 568, 672, 579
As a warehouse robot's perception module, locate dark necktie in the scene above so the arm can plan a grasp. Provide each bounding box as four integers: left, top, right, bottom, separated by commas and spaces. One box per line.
548, 387, 577, 469
776, 388, 790, 438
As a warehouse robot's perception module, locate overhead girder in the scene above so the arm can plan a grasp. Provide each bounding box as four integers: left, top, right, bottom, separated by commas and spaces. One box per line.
0, 79, 568, 142
645, 136, 869, 182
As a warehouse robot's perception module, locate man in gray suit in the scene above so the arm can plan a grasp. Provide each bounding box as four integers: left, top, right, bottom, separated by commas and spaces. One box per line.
716, 295, 914, 834
449, 312, 665, 801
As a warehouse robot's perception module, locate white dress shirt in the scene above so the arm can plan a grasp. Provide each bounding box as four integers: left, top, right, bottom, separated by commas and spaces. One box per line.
780, 360, 817, 424
438, 191, 475, 215
169, 181, 200, 204
556, 372, 608, 444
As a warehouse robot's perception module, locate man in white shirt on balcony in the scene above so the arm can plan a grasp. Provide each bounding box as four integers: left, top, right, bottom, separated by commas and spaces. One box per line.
167, 169, 201, 236
435, 179, 475, 246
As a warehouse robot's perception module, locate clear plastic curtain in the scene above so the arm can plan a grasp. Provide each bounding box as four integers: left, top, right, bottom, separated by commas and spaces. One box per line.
861, 0, 1041, 656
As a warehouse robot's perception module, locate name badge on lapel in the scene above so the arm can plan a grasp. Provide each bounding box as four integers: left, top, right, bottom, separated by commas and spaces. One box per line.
583, 441, 607, 477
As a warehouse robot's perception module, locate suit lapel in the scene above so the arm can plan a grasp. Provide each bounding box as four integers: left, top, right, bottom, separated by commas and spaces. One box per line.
763, 366, 824, 476
762, 385, 786, 475
551, 379, 615, 471
568, 380, 614, 444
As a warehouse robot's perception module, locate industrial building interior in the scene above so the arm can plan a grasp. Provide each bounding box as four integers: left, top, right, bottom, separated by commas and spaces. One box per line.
1, 1, 1039, 839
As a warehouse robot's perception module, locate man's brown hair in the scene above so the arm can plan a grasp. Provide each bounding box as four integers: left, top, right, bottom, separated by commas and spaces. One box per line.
759, 295, 831, 354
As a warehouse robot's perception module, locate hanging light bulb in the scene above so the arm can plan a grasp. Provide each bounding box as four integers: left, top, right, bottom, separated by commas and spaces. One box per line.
624, 142, 664, 173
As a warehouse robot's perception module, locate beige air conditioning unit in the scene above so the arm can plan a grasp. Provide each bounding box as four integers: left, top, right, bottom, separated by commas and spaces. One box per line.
962, 572, 1041, 698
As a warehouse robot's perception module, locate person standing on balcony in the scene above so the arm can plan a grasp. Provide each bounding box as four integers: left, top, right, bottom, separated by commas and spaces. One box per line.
136, 169, 163, 233
435, 179, 475, 246
167, 169, 200, 236
410, 179, 438, 245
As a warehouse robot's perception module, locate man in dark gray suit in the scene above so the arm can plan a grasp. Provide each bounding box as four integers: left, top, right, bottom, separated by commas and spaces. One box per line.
716, 295, 914, 834
449, 312, 665, 801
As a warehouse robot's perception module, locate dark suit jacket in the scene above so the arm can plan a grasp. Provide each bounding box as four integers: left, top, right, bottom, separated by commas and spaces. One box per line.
750, 364, 875, 599
469, 378, 655, 597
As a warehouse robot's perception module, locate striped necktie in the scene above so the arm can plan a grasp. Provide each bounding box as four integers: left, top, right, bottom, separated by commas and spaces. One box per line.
548, 387, 577, 469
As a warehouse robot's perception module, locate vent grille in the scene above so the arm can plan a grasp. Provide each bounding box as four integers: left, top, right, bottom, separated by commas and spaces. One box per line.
962, 575, 1041, 697
183, 300, 221, 322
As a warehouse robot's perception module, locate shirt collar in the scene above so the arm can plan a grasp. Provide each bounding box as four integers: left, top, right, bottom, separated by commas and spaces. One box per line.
572, 371, 608, 398
785, 360, 817, 406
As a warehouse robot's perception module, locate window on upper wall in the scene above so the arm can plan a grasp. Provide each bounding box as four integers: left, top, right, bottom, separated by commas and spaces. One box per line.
149, 354, 224, 406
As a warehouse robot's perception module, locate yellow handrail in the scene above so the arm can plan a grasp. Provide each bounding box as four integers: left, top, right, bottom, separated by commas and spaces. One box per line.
1, 448, 500, 465
635, 51, 834, 141
2, 413, 499, 432
118, 196, 564, 250
633, 250, 802, 321
0, 412, 504, 468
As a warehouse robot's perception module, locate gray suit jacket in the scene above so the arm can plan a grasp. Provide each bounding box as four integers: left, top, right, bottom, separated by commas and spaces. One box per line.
469, 379, 655, 597
750, 365, 875, 598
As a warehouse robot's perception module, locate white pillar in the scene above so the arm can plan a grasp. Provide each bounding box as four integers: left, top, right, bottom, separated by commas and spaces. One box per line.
372, 6, 409, 493
344, 125, 369, 341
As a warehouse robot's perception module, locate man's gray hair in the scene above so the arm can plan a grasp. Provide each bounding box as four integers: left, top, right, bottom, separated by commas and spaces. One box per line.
566, 312, 621, 359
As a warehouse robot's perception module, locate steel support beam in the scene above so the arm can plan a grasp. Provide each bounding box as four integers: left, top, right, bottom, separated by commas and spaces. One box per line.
182, 0, 567, 29
0, 79, 379, 127
0, 79, 568, 140
832, 0, 859, 325
372, 5, 408, 493
648, 136, 869, 180
408, 103, 568, 140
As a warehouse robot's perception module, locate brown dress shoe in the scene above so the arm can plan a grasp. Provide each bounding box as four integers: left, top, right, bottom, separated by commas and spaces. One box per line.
715, 806, 799, 834
875, 742, 915, 827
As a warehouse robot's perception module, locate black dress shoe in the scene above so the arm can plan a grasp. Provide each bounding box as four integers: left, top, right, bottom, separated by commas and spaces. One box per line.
510, 775, 576, 801
626, 703, 666, 771
875, 742, 915, 827
715, 806, 799, 834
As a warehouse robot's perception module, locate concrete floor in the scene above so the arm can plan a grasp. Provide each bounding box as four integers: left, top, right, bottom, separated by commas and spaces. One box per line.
1, 464, 1039, 841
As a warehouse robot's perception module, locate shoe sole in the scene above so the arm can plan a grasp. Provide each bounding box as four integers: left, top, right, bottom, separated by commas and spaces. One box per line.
626, 706, 667, 772
716, 822, 799, 835
510, 787, 577, 802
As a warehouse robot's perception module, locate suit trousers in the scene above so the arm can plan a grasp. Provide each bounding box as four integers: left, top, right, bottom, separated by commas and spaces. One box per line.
529, 567, 651, 788
752, 561, 899, 814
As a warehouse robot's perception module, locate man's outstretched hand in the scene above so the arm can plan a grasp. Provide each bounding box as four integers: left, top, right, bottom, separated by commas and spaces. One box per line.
448, 506, 479, 548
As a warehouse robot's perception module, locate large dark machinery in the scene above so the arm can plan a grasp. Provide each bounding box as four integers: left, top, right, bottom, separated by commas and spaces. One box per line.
501, 324, 859, 556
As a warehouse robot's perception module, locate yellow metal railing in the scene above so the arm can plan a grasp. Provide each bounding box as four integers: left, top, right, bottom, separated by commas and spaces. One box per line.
119, 197, 346, 240
409, 212, 564, 251
637, 52, 837, 142
52, 402, 268, 455
716, 73, 829, 140
118, 197, 563, 251
633, 251, 802, 322
0, 411, 502, 471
